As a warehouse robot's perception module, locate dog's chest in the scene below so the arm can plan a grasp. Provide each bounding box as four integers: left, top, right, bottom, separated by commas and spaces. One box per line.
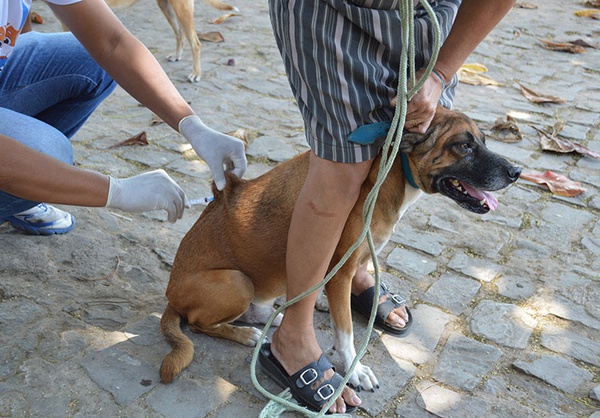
372, 184, 423, 254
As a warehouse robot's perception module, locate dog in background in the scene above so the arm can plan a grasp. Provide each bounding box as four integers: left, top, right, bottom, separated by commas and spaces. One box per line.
108, 0, 238, 82
158, 106, 521, 391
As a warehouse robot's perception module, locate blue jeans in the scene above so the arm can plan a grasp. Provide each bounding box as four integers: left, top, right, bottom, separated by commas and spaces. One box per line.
0, 31, 116, 218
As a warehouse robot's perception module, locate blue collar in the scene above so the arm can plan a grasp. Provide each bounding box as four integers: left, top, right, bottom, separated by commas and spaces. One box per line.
400, 151, 419, 189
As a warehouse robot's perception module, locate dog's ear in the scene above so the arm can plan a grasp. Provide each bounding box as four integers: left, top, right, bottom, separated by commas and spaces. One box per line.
399, 131, 427, 153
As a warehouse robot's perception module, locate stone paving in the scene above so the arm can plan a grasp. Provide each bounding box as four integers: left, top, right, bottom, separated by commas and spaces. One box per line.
1, 0, 599, 417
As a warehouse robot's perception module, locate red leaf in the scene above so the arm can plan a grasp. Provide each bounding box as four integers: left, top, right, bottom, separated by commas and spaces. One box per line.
108, 131, 149, 149
520, 171, 587, 197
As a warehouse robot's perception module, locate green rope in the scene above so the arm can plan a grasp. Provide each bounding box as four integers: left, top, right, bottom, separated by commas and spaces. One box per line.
252, 1, 442, 416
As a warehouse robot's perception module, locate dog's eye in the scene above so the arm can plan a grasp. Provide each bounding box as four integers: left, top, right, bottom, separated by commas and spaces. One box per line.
456, 142, 473, 152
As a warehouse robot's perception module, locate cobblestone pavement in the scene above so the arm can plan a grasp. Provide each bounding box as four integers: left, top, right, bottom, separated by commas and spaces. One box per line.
1, 0, 599, 417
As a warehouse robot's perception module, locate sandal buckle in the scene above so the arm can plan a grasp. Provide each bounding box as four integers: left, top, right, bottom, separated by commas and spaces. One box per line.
298, 368, 318, 386
391, 294, 406, 306
316, 383, 335, 401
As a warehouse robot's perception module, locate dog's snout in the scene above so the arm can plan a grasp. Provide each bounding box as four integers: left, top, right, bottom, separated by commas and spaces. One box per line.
508, 165, 522, 182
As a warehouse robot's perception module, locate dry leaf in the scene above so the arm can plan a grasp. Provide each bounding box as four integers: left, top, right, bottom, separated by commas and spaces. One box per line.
518, 83, 566, 104
457, 63, 501, 86
30, 11, 44, 24
514, 2, 538, 8
151, 114, 164, 126
539, 39, 586, 54
570, 38, 600, 49
489, 115, 522, 143
575, 8, 600, 18
534, 126, 600, 158
198, 31, 225, 43
108, 131, 149, 149
520, 171, 587, 197
582, 0, 600, 7
227, 128, 249, 148
209, 13, 240, 24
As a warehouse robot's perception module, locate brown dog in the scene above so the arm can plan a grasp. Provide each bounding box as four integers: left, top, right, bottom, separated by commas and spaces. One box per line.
105, 0, 236, 82
159, 106, 521, 389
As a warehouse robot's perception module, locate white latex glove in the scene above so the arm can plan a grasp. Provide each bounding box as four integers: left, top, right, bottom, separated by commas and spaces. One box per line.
105, 169, 187, 222
179, 115, 247, 190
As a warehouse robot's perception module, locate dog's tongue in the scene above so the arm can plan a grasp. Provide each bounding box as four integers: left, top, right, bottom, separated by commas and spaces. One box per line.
460, 181, 499, 211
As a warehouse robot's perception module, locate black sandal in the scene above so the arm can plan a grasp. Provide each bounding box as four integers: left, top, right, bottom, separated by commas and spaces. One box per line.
351, 283, 413, 336
258, 343, 357, 414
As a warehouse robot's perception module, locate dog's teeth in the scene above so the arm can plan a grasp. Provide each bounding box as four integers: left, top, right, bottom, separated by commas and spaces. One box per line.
480, 199, 486, 205
451, 179, 460, 187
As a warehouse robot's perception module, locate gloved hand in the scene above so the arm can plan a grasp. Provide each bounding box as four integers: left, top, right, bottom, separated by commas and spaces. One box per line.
105, 169, 186, 222
178, 115, 247, 190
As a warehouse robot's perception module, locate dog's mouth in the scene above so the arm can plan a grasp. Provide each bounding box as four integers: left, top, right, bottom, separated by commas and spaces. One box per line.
438, 177, 498, 214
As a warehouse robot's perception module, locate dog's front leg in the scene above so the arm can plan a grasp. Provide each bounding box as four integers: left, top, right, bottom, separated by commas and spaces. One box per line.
326, 274, 379, 391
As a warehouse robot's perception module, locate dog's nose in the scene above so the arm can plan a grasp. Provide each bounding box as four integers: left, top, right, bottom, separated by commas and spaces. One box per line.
508, 165, 522, 182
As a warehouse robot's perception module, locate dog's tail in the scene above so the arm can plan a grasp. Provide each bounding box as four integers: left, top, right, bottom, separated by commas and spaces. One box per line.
204, 0, 239, 12
160, 304, 194, 384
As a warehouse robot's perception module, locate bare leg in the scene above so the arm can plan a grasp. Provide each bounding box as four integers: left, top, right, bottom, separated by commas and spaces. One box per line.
351, 263, 409, 328
271, 151, 372, 413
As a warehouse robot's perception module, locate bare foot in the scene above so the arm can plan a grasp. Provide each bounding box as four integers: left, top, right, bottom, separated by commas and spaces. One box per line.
271, 326, 361, 413
351, 264, 409, 329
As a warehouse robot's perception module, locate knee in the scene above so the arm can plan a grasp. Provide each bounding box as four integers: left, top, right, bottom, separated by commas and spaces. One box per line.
306, 153, 373, 205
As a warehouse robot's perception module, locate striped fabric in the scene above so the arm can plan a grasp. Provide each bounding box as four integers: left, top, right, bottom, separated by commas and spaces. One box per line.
269, 0, 462, 163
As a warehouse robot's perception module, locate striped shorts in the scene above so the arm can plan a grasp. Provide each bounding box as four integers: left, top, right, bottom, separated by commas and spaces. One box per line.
269, 0, 462, 163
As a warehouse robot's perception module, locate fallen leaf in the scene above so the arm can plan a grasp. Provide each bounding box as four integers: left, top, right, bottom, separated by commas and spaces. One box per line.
150, 114, 164, 126
108, 131, 149, 149
570, 38, 600, 49
457, 63, 501, 86
575, 8, 600, 18
534, 126, 600, 158
518, 83, 566, 104
198, 31, 225, 43
30, 11, 44, 24
539, 39, 586, 54
227, 128, 249, 148
514, 2, 538, 8
582, 0, 600, 7
463, 63, 489, 72
520, 171, 587, 197
488, 115, 523, 143
209, 13, 240, 24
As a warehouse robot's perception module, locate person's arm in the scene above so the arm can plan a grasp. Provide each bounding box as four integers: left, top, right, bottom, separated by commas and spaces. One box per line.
48, 0, 190, 129
404, 0, 516, 133
0, 134, 186, 221
0, 134, 109, 206
48, 0, 247, 189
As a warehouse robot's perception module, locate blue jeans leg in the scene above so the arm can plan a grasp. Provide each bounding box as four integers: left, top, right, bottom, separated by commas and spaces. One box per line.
0, 31, 117, 217
0, 108, 73, 217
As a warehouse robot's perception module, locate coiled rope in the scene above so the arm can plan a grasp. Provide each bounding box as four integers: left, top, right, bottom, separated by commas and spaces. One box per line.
252, 1, 442, 416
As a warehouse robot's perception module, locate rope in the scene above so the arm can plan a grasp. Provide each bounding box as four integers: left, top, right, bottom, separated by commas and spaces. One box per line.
253, 1, 442, 416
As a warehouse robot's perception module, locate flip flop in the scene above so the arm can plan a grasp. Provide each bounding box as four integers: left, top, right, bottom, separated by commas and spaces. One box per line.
258, 343, 357, 414
351, 283, 413, 336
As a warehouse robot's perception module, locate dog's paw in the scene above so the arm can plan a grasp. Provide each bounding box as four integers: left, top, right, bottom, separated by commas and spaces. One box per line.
240, 326, 263, 347
187, 72, 202, 83
315, 290, 330, 312
166, 54, 182, 62
347, 362, 379, 392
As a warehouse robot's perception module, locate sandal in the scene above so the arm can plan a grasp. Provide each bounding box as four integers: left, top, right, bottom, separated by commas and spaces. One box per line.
258, 343, 357, 414
351, 283, 413, 336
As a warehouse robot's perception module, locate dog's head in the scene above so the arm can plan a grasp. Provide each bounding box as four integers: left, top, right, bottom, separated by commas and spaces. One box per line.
400, 107, 521, 214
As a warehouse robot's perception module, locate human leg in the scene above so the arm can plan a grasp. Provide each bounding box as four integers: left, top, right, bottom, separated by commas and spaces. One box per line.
0, 31, 115, 233
0, 108, 76, 233
268, 152, 372, 413
0, 31, 116, 138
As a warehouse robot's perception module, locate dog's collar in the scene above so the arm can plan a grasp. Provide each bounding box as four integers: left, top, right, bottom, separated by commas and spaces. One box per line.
400, 151, 419, 189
